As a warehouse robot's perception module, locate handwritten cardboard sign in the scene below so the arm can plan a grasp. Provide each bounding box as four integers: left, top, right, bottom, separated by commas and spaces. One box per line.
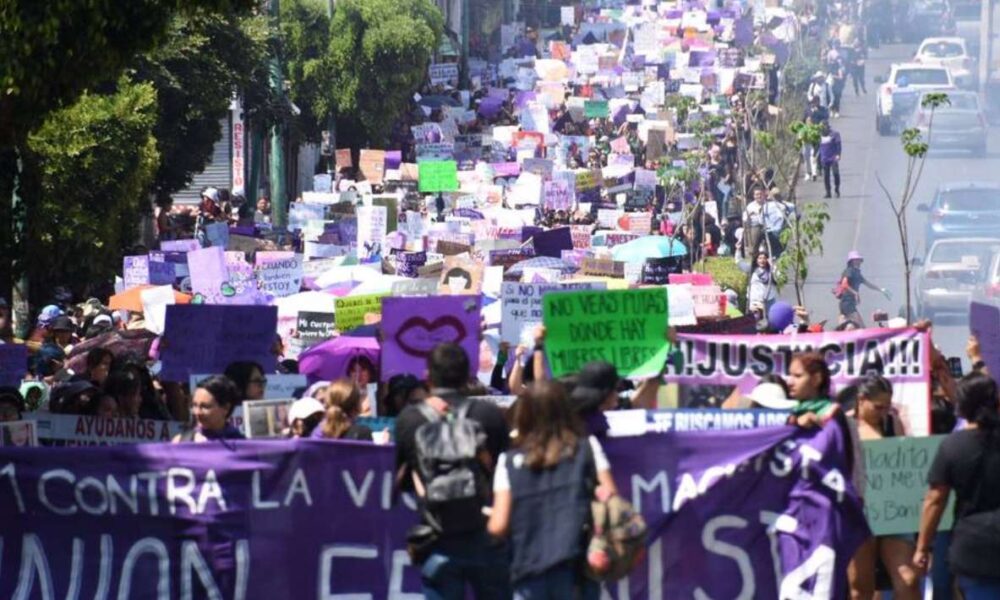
862, 436, 954, 535
296, 311, 336, 347
123, 256, 149, 290
543, 288, 670, 378
334, 294, 386, 332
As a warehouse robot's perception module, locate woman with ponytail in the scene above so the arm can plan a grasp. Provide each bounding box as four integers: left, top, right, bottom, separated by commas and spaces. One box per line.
916, 373, 1000, 598
311, 379, 373, 441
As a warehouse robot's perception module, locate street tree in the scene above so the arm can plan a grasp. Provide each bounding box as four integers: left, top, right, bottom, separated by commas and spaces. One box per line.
323, 0, 444, 146
22, 80, 160, 297
875, 91, 950, 323
131, 11, 281, 201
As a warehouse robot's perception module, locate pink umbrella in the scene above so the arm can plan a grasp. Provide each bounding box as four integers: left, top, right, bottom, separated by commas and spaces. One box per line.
298, 336, 380, 384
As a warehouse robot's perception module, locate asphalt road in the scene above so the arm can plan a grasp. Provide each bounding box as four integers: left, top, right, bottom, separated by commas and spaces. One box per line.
796, 42, 999, 367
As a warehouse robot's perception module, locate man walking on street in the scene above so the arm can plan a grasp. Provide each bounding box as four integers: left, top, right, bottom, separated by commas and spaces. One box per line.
394, 343, 511, 599
819, 122, 842, 198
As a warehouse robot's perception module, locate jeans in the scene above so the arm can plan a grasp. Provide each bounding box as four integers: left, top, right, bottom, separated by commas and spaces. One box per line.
802, 145, 817, 178
420, 532, 511, 600
851, 64, 867, 94
822, 162, 840, 196
958, 576, 1000, 600
931, 531, 953, 600
514, 563, 600, 600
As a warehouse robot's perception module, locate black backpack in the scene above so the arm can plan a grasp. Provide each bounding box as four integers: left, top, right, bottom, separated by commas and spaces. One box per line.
413, 400, 489, 535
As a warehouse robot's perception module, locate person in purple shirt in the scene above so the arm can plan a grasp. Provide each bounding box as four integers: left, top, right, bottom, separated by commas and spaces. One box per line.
818, 122, 842, 198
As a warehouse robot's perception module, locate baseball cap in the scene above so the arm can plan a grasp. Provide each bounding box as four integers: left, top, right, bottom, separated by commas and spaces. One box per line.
748, 383, 797, 410
570, 362, 621, 413
288, 397, 325, 425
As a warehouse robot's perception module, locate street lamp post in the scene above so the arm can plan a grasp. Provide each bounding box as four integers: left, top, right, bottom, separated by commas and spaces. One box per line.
268, 0, 288, 229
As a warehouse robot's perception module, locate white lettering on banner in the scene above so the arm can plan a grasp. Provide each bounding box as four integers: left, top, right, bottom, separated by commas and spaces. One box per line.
342, 470, 374, 509
1, 462, 26, 513
5, 534, 249, 600
388, 550, 422, 600
319, 544, 378, 600
694, 516, 755, 600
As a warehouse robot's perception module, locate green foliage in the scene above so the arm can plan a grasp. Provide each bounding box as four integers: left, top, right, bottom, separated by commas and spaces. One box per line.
324, 0, 444, 145
281, 0, 332, 143
131, 11, 279, 199
921, 92, 950, 110
0, 0, 253, 147
664, 95, 698, 126
23, 79, 160, 295
789, 121, 822, 149
697, 257, 748, 311
901, 128, 929, 158
775, 202, 831, 297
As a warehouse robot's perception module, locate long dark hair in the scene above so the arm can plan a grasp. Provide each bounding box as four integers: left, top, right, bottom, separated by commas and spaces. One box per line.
513, 381, 584, 470
790, 352, 832, 398
956, 373, 1000, 433
224, 361, 264, 400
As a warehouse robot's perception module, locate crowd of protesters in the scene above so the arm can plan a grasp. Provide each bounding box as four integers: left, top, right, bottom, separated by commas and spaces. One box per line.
1, 0, 999, 598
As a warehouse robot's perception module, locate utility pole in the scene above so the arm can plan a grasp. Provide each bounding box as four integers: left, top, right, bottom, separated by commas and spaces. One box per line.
979, 0, 993, 97
326, 0, 337, 176
268, 0, 288, 229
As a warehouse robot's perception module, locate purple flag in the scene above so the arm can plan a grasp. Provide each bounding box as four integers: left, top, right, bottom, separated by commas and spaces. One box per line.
380, 295, 482, 381
0, 422, 868, 598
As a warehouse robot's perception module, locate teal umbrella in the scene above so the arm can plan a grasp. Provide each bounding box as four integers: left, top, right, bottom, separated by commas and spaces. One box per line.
611, 236, 688, 263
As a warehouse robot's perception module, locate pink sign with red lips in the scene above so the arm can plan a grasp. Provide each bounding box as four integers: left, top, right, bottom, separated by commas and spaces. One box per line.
379, 295, 482, 381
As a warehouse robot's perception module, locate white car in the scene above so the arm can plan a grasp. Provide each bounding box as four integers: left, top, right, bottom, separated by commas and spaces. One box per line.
915, 36, 975, 88
875, 63, 954, 135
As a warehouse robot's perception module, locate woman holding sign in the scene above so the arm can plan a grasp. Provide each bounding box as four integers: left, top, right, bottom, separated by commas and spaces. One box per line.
915, 374, 1000, 599
848, 375, 920, 600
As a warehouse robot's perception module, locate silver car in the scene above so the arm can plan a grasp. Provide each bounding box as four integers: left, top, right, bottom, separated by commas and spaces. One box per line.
913, 237, 1000, 318
907, 90, 987, 155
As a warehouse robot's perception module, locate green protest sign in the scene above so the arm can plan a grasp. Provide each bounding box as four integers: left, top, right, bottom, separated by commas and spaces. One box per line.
584, 100, 610, 118
334, 293, 386, 332
418, 160, 459, 193
862, 436, 954, 536
543, 288, 669, 378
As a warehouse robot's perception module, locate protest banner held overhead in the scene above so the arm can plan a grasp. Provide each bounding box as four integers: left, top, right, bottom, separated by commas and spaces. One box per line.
544, 287, 670, 378
665, 328, 933, 435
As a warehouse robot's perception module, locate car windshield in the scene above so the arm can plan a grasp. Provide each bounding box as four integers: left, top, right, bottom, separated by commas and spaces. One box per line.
894, 68, 950, 85
921, 42, 964, 57
933, 94, 979, 110
939, 188, 1000, 211
930, 241, 1000, 266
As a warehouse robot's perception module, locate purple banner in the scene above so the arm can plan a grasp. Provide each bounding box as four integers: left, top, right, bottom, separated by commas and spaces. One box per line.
0, 344, 27, 387
0, 422, 867, 598
380, 295, 482, 381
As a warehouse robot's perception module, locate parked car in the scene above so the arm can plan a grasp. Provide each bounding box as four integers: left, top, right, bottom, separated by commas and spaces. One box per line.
907, 90, 987, 155
914, 37, 976, 88
904, 0, 957, 42
875, 64, 954, 135
913, 237, 1000, 318
982, 252, 1000, 300
919, 182, 1000, 247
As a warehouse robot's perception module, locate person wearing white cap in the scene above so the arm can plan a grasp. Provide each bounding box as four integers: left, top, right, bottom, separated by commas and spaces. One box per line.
287, 397, 325, 438
807, 70, 833, 109
834, 251, 890, 328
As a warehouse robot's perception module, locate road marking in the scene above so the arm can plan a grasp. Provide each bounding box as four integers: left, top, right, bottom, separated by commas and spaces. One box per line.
852, 103, 878, 249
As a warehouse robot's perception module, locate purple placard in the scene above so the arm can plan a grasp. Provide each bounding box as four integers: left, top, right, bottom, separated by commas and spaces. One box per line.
491, 162, 521, 178
159, 239, 201, 252
521, 226, 544, 243
971, 301, 1000, 379
122, 255, 149, 290
0, 422, 867, 598
187, 246, 229, 302
384, 150, 402, 171
478, 96, 504, 119
148, 258, 176, 285
160, 304, 278, 381
530, 227, 574, 258
0, 344, 27, 387
380, 295, 482, 381
395, 251, 427, 278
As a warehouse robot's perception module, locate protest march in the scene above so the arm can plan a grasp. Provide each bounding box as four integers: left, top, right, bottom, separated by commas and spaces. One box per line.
2, 0, 1000, 598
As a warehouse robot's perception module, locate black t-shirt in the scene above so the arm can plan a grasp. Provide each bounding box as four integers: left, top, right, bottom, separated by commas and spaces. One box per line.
394, 396, 510, 494
928, 429, 1000, 520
